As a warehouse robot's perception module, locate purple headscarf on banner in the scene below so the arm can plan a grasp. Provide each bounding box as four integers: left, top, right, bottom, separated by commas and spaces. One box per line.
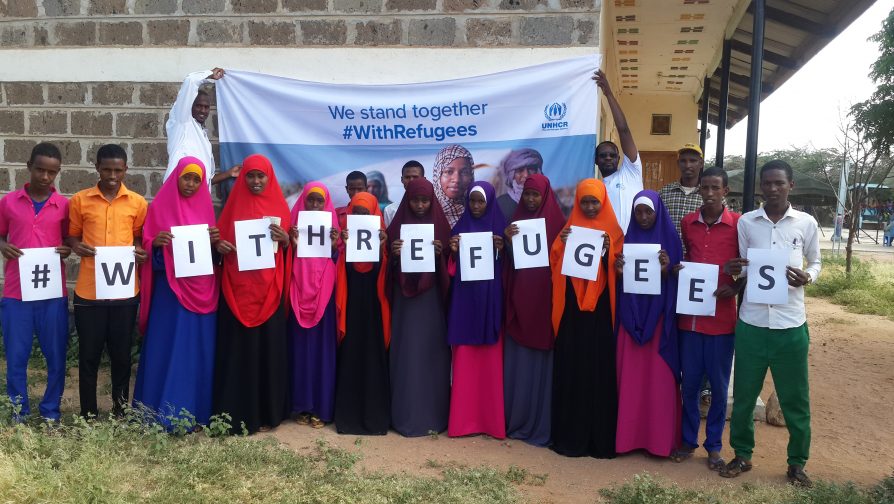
447, 181, 506, 346
618, 190, 683, 381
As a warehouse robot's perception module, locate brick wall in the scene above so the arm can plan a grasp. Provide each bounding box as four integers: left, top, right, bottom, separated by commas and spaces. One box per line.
1, 0, 599, 48
0, 80, 217, 199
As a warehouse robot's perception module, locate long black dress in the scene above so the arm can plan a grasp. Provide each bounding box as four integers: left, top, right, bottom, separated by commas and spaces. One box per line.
212, 300, 290, 435
334, 263, 391, 435
551, 273, 618, 458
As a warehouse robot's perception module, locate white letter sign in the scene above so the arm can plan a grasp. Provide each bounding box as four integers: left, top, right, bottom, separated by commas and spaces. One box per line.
95, 246, 136, 299
234, 218, 275, 271
676, 261, 719, 316
745, 248, 789, 305
171, 224, 214, 278
622, 243, 661, 295
511, 218, 549, 269
561, 226, 604, 281
400, 224, 435, 273
346, 214, 381, 263
296, 211, 332, 258
459, 232, 495, 282
19, 247, 63, 301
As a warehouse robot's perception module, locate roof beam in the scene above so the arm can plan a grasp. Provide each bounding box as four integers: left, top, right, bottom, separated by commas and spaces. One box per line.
747, 4, 834, 37
729, 72, 775, 93
729, 39, 798, 69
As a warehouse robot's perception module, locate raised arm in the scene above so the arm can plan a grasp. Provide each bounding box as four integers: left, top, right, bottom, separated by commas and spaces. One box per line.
593, 69, 638, 162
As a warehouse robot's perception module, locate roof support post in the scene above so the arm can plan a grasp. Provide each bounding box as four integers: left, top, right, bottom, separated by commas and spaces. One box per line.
743, 0, 766, 213
699, 76, 710, 155
716, 38, 731, 168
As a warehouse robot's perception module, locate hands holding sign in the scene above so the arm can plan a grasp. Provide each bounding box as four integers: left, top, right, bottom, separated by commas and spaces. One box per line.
560, 226, 607, 281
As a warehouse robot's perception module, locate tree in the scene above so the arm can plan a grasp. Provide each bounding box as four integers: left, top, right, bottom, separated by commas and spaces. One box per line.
851, 7, 894, 153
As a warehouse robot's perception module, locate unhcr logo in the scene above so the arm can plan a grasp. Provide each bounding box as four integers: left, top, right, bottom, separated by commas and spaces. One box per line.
542, 102, 569, 131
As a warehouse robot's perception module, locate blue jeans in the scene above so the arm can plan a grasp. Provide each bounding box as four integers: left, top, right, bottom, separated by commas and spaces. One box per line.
679, 330, 735, 453
1, 297, 69, 420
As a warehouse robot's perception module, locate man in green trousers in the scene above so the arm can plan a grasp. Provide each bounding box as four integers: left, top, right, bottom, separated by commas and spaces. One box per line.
720, 160, 821, 487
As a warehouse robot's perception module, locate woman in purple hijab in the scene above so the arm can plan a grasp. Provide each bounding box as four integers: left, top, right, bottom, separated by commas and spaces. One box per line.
446, 181, 507, 438
614, 190, 683, 457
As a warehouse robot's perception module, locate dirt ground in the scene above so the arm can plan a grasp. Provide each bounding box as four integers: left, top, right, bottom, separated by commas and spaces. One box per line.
24, 255, 894, 503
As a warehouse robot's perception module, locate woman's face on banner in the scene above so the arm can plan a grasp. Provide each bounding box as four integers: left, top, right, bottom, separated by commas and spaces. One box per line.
439, 157, 473, 200
304, 191, 325, 211
245, 170, 269, 195
410, 195, 432, 218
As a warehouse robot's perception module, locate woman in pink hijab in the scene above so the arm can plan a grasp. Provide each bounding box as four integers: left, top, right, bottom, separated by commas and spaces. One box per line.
134, 156, 219, 428
288, 182, 341, 428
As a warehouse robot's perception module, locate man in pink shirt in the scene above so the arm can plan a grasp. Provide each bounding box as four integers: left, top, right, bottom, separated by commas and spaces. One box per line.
0, 143, 71, 421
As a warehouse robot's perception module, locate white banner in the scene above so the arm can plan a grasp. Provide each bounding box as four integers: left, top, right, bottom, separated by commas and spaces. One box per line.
18, 247, 64, 302
561, 226, 604, 281
95, 246, 136, 299
296, 211, 332, 258
745, 248, 789, 305
511, 218, 549, 269
676, 261, 719, 316
235, 218, 275, 271
622, 243, 661, 295
346, 214, 381, 263
171, 224, 214, 278
216, 56, 600, 208
400, 224, 435, 273
459, 232, 494, 282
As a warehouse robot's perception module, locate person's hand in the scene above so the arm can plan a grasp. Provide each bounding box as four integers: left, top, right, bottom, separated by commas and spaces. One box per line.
379, 229, 387, 245
786, 266, 810, 287
672, 263, 684, 276
269, 223, 289, 245
209, 67, 225, 80
340, 229, 350, 242
225, 164, 241, 179
209, 226, 220, 245
433, 239, 443, 256
72, 240, 96, 258
602, 233, 610, 254
391, 239, 403, 256
152, 231, 174, 248
504, 223, 519, 239
592, 69, 613, 97
713, 284, 739, 298
0, 242, 23, 260
216, 240, 235, 255
560, 227, 571, 243
330, 228, 339, 249
55, 245, 72, 259
134, 246, 148, 265
723, 257, 749, 276
658, 249, 670, 273
493, 234, 504, 252
449, 235, 460, 254
614, 253, 625, 275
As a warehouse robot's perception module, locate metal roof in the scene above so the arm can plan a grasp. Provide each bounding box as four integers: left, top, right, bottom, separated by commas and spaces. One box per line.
704, 0, 877, 128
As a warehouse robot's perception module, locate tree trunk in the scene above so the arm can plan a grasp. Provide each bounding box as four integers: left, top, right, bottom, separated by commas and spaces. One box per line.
845, 190, 863, 276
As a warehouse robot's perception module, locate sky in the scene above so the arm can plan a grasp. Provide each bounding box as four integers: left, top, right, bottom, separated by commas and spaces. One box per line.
704, 0, 894, 159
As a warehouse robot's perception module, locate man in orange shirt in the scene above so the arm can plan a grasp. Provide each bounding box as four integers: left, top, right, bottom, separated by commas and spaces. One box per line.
67, 144, 148, 418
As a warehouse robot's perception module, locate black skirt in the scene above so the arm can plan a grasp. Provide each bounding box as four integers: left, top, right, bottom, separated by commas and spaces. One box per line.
212, 299, 290, 435
334, 263, 391, 435
551, 277, 618, 458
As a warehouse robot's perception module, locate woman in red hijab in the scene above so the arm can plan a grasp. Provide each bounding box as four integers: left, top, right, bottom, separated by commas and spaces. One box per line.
332, 192, 391, 435
212, 154, 292, 435
134, 156, 219, 428
549, 178, 624, 459
501, 173, 565, 446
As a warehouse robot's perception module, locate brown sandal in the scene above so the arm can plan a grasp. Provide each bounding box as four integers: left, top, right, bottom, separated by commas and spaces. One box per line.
707, 456, 726, 471
670, 448, 695, 463
719, 457, 752, 478
295, 413, 311, 426
309, 416, 325, 429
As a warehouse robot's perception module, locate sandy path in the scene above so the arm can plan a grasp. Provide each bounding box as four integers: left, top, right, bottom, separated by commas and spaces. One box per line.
266, 296, 894, 503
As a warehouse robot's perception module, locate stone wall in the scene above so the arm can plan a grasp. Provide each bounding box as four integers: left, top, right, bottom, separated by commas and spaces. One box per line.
1, 0, 599, 48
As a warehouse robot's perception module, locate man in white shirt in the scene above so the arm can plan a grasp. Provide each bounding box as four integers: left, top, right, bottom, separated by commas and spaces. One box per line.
592, 69, 642, 232
383, 160, 425, 226
721, 160, 821, 488
163, 68, 241, 189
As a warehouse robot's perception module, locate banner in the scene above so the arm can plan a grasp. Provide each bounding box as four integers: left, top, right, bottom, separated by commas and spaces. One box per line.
217, 56, 600, 213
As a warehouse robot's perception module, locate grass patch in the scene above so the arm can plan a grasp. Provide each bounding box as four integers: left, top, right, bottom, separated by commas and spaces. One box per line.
0, 398, 520, 504
599, 472, 894, 504
807, 254, 894, 321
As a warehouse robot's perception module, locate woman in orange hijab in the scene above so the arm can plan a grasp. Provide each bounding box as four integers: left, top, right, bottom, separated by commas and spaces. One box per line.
549, 178, 624, 458
332, 191, 391, 435
212, 154, 292, 435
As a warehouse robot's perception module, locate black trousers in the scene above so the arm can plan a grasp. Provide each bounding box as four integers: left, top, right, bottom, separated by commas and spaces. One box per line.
74, 295, 138, 418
